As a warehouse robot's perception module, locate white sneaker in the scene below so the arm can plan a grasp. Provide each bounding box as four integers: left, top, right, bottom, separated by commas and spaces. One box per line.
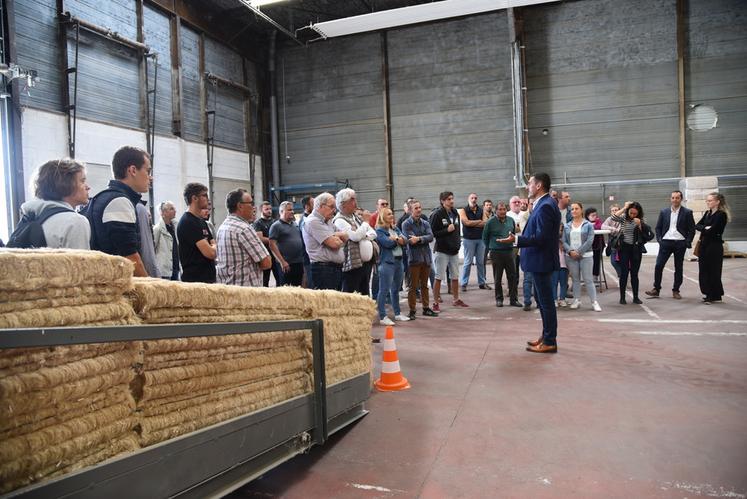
379, 317, 395, 326
569, 299, 581, 309
557, 299, 567, 308
394, 314, 411, 322
592, 301, 602, 312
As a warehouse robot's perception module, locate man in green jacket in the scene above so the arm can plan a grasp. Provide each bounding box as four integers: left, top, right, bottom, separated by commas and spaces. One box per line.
483, 201, 520, 307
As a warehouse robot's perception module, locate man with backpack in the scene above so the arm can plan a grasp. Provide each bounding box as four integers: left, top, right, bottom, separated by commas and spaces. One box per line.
86, 146, 152, 277
9, 158, 90, 249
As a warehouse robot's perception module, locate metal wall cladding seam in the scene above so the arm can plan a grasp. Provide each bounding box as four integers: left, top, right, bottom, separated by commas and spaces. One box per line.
524, 0, 679, 186
143, 4, 173, 136
205, 84, 246, 151
180, 24, 202, 142
15, 0, 62, 111
388, 12, 514, 213
685, 0, 747, 239
205, 37, 247, 151
66, 28, 142, 129
277, 34, 386, 211
64, 0, 137, 41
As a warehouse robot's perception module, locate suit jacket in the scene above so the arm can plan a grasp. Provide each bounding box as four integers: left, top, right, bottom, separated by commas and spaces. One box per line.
517, 193, 561, 273
655, 206, 695, 246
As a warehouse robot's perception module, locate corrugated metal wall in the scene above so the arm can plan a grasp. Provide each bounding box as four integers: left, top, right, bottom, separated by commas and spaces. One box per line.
277, 34, 386, 210
15, 0, 61, 111
205, 37, 247, 151
179, 24, 202, 142
524, 0, 680, 226
143, 4, 173, 136
388, 12, 513, 212
64, 0, 141, 129
685, 0, 747, 239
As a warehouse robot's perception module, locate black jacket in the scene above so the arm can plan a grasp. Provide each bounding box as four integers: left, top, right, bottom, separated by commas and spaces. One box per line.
429, 206, 461, 255
655, 206, 696, 246
87, 180, 142, 257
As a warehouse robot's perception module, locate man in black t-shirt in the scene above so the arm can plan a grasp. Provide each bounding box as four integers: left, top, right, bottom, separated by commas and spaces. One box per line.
253, 201, 281, 287
177, 183, 216, 283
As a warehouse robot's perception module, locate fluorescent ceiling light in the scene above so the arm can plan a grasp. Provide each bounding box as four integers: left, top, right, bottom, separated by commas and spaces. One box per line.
309, 0, 561, 39
250, 0, 288, 7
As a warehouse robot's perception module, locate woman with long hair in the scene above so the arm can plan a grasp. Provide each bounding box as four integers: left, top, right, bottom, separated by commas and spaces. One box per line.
611, 201, 654, 304
696, 192, 729, 304
563, 202, 602, 311
375, 208, 410, 326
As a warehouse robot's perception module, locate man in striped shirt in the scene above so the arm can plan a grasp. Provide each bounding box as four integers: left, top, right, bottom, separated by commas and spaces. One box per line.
216, 188, 271, 287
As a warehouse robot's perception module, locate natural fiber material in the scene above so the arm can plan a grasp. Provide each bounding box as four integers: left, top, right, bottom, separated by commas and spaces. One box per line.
0, 299, 139, 329
139, 377, 309, 446
0, 289, 128, 314
0, 342, 128, 376
0, 351, 135, 397
0, 434, 139, 494
0, 402, 135, 462
0, 386, 133, 436
1, 368, 132, 419
141, 371, 310, 417
0, 417, 136, 482
0, 284, 131, 304
141, 357, 309, 402
0, 248, 133, 292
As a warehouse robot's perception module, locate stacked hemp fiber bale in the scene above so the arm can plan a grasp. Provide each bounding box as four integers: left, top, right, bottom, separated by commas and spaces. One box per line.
0, 249, 140, 493
128, 278, 375, 446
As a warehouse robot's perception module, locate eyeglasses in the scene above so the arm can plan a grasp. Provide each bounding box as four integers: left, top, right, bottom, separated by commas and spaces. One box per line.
238, 200, 254, 205
380, 202, 389, 207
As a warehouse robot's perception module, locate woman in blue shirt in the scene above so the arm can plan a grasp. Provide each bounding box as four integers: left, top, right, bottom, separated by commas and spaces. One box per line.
375, 208, 410, 326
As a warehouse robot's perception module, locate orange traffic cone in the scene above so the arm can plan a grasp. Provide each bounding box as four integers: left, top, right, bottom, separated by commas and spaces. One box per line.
374, 326, 410, 391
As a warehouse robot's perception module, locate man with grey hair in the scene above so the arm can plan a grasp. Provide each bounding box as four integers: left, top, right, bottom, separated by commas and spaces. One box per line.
269, 201, 304, 286
333, 188, 376, 295
136, 201, 159, 277
153, 201, 180, 280
507, 195, 523, 289
302, 192, 349, 290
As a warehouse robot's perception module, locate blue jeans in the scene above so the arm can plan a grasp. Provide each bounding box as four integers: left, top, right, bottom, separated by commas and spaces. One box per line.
566, 256, 596, 303
609, 250, 621, 278
523, 270, 534, 306
377, 259, 403, 319
552, 268, 568, 301
460, 239, 486, 286
532, 271, 557, 346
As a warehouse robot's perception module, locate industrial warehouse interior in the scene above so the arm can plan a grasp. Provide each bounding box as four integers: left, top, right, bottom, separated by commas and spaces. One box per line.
0, 0, 746, 497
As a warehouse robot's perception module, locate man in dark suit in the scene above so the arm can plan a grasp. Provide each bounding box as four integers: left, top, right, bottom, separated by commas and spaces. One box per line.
501, 173, 561, 353
645, 190, 696, 300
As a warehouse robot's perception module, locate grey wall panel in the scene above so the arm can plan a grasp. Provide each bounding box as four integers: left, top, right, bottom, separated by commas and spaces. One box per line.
388, 12, 514, 212
685, 0, 747, 239
685, 0, 747, 178
205, 38, 246, 151
15, 0, 62, 111
64, 0, 137, 41
277, 34, 386, 211
143, 5, 173, 136
66, 29, 141, 129
525, 0, 679, 186
180, 25, 202, 142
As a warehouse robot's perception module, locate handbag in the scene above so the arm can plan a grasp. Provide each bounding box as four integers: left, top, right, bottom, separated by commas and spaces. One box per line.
607, 233, 622, 254
693, 240, 701, 257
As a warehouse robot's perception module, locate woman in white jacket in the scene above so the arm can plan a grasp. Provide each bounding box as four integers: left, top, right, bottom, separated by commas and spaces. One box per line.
562, 202, 602, 312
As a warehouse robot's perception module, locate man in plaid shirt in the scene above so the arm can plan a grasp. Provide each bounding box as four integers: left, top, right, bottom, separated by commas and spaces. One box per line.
216, 188, 271, 287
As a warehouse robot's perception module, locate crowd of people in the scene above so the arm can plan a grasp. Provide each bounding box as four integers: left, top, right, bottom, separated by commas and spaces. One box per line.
3, 148, 733, 331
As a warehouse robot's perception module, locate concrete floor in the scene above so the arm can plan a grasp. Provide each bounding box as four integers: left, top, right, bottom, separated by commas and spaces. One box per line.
230, 256, 747, 498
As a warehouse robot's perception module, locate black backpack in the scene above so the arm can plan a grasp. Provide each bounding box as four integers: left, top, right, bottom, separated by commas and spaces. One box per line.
6, 205, 74, 248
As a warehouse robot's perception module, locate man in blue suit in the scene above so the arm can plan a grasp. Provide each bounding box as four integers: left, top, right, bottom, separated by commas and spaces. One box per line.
645, 190, 696, 300
501, 173, 561, 353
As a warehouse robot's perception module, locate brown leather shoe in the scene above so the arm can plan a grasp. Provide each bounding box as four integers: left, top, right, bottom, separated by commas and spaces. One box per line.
673, 291, 682, 300
526, 343, 558, 353
526, 337, 543, 347
645, 288, 660, 297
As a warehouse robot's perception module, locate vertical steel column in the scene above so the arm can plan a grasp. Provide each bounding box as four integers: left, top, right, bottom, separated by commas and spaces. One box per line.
676, 0, 687, 178
170, 15, 183, 136
3, 0, 25, 226
59, 10, 79, 159
380, 31, 394, 204
508, 8, 528, 188
311, 318, 328, 446
269, 32, 280, 202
